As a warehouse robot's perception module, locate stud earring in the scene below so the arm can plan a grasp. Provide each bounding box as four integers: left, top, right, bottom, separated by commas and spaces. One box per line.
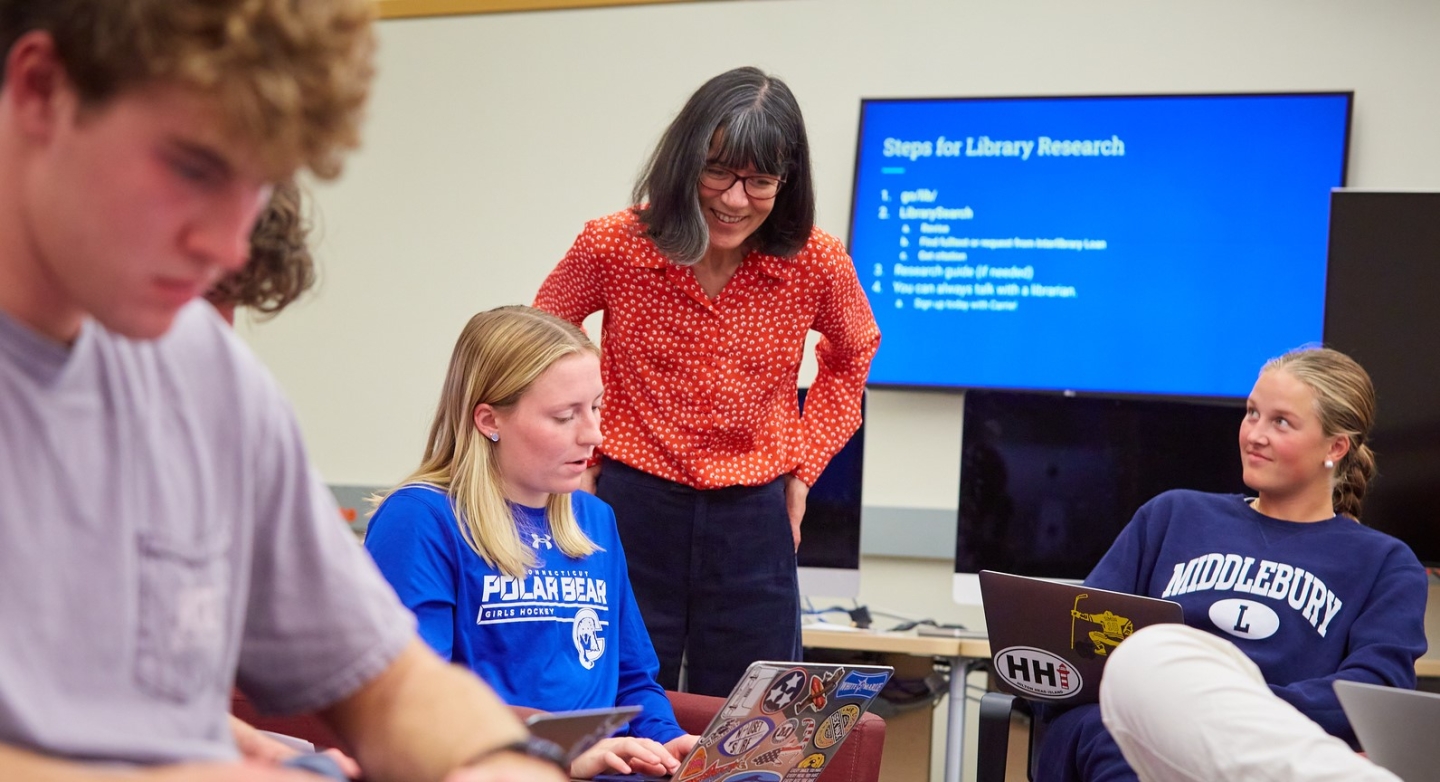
1324, 459, 1334, 469
489, 432, 500, 442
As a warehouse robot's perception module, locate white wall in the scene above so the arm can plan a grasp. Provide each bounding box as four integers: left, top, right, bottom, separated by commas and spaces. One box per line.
236, 5, 1440, 778
241, 0, 1440, 515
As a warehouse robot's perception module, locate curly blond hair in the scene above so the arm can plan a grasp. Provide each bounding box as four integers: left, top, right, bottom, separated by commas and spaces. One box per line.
0, 0, 375, 179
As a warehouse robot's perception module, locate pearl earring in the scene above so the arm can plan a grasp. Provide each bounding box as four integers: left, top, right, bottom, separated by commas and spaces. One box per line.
1324, 459, 1334, 469
489, 432, 500, 442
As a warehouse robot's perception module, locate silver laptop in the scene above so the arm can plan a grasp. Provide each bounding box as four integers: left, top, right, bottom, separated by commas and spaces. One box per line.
980, 570, 1183, 705
1335, 679, 1440, 781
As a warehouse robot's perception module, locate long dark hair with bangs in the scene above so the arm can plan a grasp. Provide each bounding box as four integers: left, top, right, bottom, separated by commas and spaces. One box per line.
632, 66, 815, 265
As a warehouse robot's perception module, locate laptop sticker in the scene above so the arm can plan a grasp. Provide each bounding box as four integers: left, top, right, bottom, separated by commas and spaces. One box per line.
813, 704, 861, 749
834, 670, 888, 700
770, 718, 799, 744
718, 717, 773, 757
761, 668, 808, 714
793, 670, 843, 715
653, 661, 891, 782
1070, 592, 1135, 657
994, 646, 1083, 699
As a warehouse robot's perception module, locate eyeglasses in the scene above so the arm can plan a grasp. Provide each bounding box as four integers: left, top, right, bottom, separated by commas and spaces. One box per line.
698, 165, 785, 200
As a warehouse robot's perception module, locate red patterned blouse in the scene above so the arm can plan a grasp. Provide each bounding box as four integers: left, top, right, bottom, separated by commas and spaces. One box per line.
534, 209, 880, 489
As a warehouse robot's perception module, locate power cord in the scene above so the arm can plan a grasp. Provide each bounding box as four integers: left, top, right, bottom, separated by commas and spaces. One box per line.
802, 599, 873, 629
888, 618, 973, 633
803, 601, 971, 634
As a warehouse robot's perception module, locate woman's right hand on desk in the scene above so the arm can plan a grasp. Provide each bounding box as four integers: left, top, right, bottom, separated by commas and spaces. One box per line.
569, 736, 679, 779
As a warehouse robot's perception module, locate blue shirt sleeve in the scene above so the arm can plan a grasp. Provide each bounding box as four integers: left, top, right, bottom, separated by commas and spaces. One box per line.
363, 490, 459, 660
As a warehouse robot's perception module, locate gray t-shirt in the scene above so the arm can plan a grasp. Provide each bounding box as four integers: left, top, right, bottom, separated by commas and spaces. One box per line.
0, 301, 415, 765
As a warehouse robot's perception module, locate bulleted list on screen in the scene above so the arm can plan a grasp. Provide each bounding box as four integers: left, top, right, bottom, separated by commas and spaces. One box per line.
866, 186, 1105, 314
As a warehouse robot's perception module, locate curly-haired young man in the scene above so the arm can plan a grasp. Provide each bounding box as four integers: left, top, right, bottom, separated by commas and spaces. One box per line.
0, 2, 562, 780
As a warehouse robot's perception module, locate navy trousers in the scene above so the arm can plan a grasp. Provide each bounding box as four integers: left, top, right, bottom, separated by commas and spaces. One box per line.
1035, 703, 1139, 782
596, 459, 803, 697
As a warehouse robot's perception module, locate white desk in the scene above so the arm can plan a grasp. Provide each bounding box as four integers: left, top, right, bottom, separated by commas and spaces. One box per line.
804, 628, 1440, 782
802, 626, 989, 782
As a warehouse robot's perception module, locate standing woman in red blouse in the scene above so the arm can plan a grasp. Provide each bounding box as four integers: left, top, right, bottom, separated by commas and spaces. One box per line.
534, 66, 880, 697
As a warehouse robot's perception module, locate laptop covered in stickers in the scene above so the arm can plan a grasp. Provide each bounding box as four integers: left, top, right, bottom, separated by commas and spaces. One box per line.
595, 660, 893, 782
980, 570, 1183, 706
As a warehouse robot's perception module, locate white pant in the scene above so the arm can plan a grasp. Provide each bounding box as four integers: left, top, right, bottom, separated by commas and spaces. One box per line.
1098, 624, 1399, 782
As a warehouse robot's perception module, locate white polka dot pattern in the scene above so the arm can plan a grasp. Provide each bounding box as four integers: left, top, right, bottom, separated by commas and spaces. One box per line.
534, 209, 880, 489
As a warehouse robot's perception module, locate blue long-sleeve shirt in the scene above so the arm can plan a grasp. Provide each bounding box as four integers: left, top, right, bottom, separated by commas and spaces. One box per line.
1087, 489, 1428, 743
364, 485, 683, 744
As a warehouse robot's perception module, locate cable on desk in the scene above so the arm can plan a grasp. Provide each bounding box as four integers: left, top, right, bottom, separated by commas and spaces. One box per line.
888, 617, 974, 633
802, 602, 874, 629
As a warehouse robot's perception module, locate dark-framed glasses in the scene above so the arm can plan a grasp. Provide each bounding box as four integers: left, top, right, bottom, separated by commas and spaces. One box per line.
698, 166, 785, 200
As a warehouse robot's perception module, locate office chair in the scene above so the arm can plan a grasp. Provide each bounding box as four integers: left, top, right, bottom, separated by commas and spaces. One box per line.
977, 690, 1047, 782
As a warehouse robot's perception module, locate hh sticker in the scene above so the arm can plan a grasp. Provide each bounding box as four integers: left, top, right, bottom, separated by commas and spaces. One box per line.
993, 646, 1082, 699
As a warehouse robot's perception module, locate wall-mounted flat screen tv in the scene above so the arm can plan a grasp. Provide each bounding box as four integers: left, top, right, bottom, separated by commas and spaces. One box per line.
849, 92, 1352, 399
952, 389, 1248, 605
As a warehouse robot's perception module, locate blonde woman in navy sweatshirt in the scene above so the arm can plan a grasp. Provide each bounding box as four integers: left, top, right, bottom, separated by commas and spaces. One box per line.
1036, 347, 1427, 782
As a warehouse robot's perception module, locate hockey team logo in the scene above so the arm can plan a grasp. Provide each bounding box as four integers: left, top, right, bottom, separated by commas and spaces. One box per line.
993, 646, 1082, 699
1209, 598, 1280, 640
572, 607, 605, 669
834, 671, 888, 700
1070, 593, 1132, 657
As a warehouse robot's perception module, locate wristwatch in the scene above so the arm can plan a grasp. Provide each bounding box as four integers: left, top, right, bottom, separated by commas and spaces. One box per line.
469, 735, 569, 771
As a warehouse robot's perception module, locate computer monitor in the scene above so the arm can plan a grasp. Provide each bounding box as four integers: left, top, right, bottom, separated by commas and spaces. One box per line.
1324, 190, 1440, 566
953, 390, 1247, 604
797, 388, 865, 597
849, 92, 1352, 398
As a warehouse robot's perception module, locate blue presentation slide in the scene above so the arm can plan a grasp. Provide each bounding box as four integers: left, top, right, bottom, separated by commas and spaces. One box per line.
849, 93, 1351, 398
